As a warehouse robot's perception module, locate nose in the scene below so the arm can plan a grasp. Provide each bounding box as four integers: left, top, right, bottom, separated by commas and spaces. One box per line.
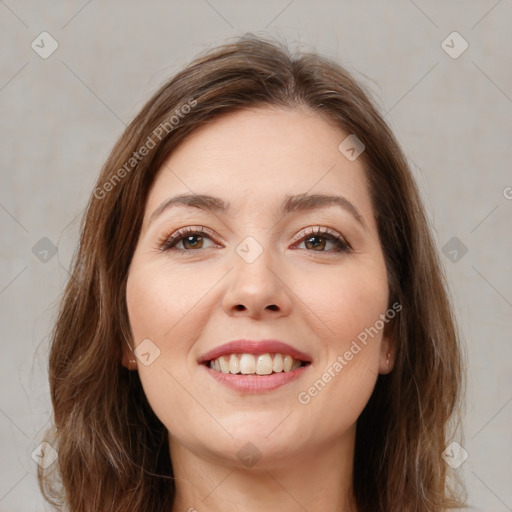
221, 247, 292, 320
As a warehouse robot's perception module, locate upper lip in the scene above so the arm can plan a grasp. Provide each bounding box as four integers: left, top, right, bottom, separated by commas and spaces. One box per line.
198, 339, 312, 364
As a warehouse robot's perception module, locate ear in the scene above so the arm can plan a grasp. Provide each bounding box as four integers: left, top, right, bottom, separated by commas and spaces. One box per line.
121, 339, 138, 371
378, 332, 395, 375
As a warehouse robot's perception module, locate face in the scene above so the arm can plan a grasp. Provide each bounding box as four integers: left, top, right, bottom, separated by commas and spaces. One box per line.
125, 107, 394, 468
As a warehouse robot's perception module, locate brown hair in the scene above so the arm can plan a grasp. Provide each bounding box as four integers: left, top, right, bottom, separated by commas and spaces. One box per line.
39, 34, 465, 511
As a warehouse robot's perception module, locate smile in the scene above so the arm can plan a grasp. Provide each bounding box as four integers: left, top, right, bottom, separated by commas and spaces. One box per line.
199, 339, 312, 392
207, 353, 308, 375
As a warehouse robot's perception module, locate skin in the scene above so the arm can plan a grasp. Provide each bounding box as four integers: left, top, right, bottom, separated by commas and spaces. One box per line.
124, 106, 395, 512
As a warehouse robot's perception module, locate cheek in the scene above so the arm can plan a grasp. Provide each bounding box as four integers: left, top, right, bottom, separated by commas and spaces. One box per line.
126, 259, 211, 344
125, 257, 229, 401
296, 257, 389, 346
291, 260, 388, 422
125, 261, 209, 433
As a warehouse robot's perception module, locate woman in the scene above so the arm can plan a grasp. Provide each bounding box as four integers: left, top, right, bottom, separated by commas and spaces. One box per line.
39, 34, 465, 511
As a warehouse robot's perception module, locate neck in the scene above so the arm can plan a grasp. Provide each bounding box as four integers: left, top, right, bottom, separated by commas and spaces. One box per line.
169, 430, 357, 512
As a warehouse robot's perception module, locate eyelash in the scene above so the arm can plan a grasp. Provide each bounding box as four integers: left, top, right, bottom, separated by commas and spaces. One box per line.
158, 226, 352, 254
291, 226, 352, 253
158, 226, 215, 252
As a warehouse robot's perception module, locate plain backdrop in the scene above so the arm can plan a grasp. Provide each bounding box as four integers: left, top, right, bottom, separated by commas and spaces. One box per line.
1, 1, 511, 510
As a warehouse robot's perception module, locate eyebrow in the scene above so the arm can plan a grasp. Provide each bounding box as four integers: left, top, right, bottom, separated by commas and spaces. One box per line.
149, 192, 367, 228
149, 194, 228, 224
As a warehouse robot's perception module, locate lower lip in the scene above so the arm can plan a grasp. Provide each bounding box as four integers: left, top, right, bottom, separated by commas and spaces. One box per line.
203, 365, 309, 393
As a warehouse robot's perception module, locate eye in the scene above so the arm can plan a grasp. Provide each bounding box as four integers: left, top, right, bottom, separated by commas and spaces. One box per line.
159, 226, 219, 251
292, 227, 351, 253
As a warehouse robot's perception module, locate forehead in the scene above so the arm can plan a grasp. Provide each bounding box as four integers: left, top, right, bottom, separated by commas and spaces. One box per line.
143, 107, 375, 229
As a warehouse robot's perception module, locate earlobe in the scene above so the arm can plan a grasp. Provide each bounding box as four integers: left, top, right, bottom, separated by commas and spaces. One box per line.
122, 354, 138, 370
379, 336, 395, 374
121, 341, 138, 370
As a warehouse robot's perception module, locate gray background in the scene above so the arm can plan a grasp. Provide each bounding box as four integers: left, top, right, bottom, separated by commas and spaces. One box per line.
1, 1, 511, 510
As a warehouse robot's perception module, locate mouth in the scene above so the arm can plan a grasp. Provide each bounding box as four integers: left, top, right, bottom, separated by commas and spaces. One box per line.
198, 339, 312, 392
205, 353, 310, 375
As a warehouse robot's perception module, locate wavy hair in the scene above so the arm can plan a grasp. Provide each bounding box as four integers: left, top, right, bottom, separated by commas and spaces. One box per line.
39, 34, 465, 511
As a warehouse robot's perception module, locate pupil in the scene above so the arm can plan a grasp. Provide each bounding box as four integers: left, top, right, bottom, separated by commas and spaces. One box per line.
185, 235, 202, 249
306, 236, 325, 250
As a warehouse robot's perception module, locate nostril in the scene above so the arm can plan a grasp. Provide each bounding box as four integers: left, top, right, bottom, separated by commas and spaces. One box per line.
266, 305, 278, 311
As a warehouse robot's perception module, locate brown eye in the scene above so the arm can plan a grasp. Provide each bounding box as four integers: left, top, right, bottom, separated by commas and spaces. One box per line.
180, 234, 204, 250
160, 227, 219, 252
304, 235, 327, 251
294, 227, 351, 253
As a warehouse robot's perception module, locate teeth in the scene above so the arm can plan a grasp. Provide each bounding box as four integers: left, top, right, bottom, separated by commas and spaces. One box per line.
291, 359, 301, 370
209, 353, 304, 375
229, 354, 240, 374
256, 354, 273, 375
218, 356, 229, 373
240, 354, 256, 374
273, 353, 283, 372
